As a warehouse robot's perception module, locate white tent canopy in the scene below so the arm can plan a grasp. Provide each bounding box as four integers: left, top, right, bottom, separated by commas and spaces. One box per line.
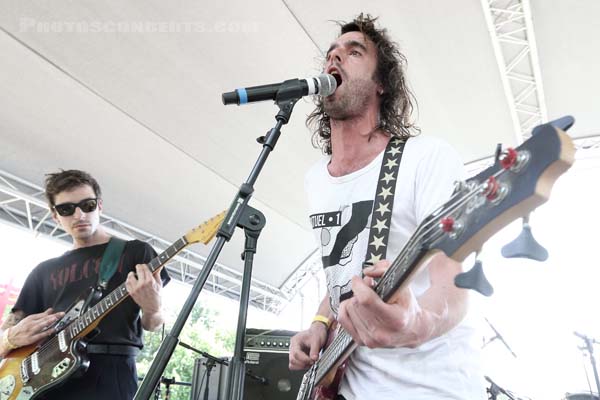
1, 0, 598, 310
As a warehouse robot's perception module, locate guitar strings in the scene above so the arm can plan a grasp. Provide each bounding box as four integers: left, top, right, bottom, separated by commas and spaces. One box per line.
31, 286, 116, 362
33, 290, 117, 361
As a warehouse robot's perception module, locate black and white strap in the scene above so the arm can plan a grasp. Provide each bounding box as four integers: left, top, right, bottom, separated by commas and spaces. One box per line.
363, 136, 407, 266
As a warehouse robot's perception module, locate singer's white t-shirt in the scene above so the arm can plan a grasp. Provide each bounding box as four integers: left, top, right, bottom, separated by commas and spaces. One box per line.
304, 135, 487, 400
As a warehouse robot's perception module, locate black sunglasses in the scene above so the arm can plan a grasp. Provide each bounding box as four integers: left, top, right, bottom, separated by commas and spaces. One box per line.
53, 198, 98, 217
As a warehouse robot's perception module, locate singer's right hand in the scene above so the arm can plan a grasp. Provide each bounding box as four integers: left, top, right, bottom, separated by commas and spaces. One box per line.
289, 322, 328, 370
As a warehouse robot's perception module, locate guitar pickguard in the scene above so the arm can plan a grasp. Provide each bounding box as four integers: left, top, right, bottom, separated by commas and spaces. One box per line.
14, 387, 34, 400
0, 374, 16, 400
0, 373, 34, 400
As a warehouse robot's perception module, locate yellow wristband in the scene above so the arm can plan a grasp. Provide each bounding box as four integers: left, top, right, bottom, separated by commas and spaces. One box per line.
2, 328, 17, 351
312, 315, 331, 329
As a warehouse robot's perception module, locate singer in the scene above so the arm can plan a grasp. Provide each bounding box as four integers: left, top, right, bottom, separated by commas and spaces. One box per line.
288, 13, 487, 399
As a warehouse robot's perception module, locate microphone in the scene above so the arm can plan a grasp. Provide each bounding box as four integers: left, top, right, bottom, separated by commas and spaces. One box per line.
222, 74, 338, 105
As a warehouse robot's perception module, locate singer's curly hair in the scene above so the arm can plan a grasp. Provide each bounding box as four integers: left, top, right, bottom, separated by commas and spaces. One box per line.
307, 13, 419, 154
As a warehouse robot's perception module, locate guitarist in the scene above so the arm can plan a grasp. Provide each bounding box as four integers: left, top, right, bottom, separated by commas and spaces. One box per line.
0, 169, 169, 399
289, 14, 487, 399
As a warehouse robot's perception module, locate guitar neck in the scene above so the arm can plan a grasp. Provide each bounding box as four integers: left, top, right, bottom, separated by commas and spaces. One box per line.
66, 236, 189, 339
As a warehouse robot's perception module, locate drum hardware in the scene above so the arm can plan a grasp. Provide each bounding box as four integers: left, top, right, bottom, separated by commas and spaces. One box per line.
485, 376, 520, 400
482, 318, 517, 358
574, 331, 600, 399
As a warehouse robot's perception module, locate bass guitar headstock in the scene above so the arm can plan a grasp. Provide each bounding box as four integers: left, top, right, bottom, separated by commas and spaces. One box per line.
424, 123, 575, 263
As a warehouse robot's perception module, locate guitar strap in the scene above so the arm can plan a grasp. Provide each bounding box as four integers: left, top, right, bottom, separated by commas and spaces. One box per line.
363, 136, 407, 267
338, 137, 407, 313
81, 237, 127, 313
98, 237, 127, 290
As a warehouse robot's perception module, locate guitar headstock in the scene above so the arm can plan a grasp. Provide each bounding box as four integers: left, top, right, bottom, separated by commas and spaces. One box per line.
424, 124, 575, 261
185, 210, 226, 244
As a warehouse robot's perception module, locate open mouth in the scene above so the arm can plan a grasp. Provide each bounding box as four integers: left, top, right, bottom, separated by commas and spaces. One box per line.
332, 72, 342, 87
327, 67, 343, 87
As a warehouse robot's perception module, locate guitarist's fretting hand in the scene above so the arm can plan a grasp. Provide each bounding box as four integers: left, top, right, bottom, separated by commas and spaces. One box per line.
125, 264, 164, 331
289, 320, 328, 370
337, 254, 467, 349
2, 308, 64, 351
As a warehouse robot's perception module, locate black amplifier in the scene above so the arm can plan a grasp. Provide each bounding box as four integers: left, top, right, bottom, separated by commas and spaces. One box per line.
244, 328, 297, 353
243, 328, 303, 400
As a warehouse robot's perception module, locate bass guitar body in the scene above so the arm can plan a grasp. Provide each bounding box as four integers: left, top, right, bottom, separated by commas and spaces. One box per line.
312, 366, 345, 400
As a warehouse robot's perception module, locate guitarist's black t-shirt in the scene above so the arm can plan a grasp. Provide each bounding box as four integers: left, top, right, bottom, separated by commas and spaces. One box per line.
13, 239, 169, 349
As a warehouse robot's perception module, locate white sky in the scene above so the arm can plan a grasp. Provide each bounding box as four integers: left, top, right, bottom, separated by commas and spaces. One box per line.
1, 151, 599, 399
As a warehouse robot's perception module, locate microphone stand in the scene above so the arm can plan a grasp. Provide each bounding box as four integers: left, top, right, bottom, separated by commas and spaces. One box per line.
134, 86, 303, 400
203, 358, 217, 400
180, 341, 268, 399
180, 341, 227, 400
575, 332, 600, 396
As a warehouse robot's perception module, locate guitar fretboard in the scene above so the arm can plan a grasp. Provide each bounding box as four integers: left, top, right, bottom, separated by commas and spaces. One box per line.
67, 237, 189, 339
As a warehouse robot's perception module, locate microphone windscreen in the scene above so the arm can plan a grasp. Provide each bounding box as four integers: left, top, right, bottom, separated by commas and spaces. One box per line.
316, 74, 337, 97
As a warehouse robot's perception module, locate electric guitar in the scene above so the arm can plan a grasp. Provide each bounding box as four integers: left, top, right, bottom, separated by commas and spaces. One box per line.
0, 211, 225, 400
296, 124, 576, 399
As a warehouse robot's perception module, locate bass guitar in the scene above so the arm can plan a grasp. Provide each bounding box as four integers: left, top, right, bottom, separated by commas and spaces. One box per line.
0, 211, 225, 400
296, 124, 575, 399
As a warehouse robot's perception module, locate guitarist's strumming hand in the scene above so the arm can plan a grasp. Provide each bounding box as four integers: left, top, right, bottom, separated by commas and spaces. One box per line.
289, 317, 328, 370
1, 309, 64, 354
337, 254, 466, 349
125, 264, 164, 331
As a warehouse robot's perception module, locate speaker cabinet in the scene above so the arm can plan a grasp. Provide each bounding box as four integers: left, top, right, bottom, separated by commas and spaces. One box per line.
243, 350, 304, 400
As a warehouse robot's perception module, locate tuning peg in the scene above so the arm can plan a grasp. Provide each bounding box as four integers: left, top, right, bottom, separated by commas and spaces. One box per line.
501, 214, 548, 261
454, 253, 494, 297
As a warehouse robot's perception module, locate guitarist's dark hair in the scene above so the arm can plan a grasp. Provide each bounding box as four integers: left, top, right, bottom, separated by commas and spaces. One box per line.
44, 169, 102, 207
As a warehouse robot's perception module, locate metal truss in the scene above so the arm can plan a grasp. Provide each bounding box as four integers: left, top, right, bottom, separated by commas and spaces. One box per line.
0, 169, 290, 314
481, 0, 548, 143
279, 248, 323, 302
